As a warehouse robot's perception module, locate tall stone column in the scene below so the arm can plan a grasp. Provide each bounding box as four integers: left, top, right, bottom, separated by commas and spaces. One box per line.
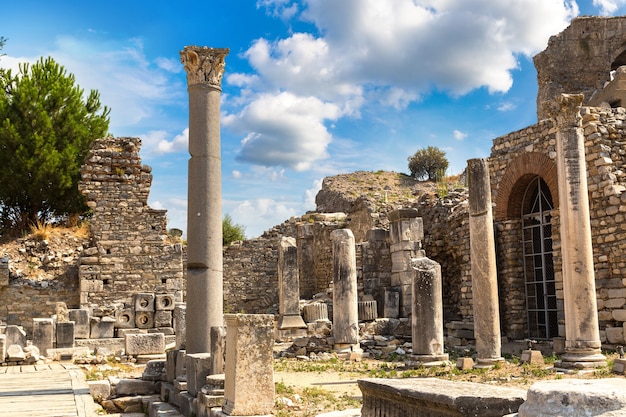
180, 46, 229, 354
331, 229, 360, 355
468, 158, 503, 366
549, 94, 606, 368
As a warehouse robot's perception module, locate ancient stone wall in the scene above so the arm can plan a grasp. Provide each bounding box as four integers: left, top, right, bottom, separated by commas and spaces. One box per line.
535, 16, 626, 120
78, 137, 183, 318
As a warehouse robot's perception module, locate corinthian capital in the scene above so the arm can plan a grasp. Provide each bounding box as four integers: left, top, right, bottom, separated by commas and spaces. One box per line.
542, 93, 583, 129
180, 46, 229, 89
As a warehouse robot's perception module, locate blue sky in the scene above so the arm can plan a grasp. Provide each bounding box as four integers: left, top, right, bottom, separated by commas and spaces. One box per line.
1, 0, 623, 238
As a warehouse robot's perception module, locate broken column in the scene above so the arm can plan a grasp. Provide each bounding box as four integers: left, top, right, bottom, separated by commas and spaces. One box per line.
468, 158, 503, 367
407, 257, 449, 367
388, 209, 424, 318
220, 314, 274, 416
277, 237, 307, 340
549, 94, 606, 369
180, 46, 229, 354
331, 229, 360, 355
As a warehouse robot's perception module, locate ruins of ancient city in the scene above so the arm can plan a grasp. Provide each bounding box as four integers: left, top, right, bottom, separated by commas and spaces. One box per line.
5, 15, 626, 417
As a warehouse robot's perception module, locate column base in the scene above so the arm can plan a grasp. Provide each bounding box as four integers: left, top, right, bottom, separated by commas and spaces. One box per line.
405, 353, 450, 368
555, 352, 607, 370
474, 357, 504, 369
334, 343, 363, 361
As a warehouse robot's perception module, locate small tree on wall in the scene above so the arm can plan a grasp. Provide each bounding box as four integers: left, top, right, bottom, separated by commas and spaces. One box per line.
223, 214, 246, 245
407, 146, 449, 181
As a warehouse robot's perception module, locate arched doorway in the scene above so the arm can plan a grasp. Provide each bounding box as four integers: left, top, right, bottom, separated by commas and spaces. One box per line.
521, 176, 558, 339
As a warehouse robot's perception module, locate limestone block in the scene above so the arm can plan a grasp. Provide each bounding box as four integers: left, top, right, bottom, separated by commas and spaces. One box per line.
175, 349, 186, 380
90, 317, 116, 339
125, 333, 165, 356
32, 318, 54, 356
456, 357, 474, 370
358, 300, 378, 321
135, 293, 156, 312
518, 379, 626, 417
154, 310, 172, 328
174, 303, 186, 350
89, 379, 111, 402
69, 308, 90, 339
115, 379, 158, 396
6, 344, 25, 361
613, 309, 626, 322
156, 294, 176, 311
80, 279, 104, 292
178, 391, 194, 417
606, 326, 625, 344
613, 358, 626, 375
0, 334, 6, 362
520, 350, 544, 365
223, 314, 275, 416
303, 303, 328, 323
5, 325, 27, 347
383, 289, 400, 319
116, 309, 136, 329
186, 352, 212, 397
143, 359, 167, 381
136, 311, 155, 329
211, 326, 226, 375
55, 302, 70, 322
56, 321, 75, 349
166, 349, 179, 383
117, 328, 147, 338
359, 377, 525, 416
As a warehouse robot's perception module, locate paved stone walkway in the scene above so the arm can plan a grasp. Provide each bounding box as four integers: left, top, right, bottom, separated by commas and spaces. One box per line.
0, 363, 96, 417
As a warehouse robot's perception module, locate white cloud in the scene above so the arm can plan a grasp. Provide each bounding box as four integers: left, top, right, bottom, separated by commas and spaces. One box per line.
232, 170, 243, 179
224, 92, 343, 170
453, 130, 468, 141
257, 0, 299, 20
140, 128, 188, 155
231, 198, 298, 237
593, 0, 626, 15
497, 102, 517, 112
304, 178, 323, 209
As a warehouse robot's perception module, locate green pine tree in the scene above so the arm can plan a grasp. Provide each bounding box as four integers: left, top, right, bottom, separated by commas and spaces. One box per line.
0, 57, 110, 231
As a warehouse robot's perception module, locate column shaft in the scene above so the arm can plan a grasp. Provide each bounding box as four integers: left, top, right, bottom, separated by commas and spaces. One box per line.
468, 158, 502, 363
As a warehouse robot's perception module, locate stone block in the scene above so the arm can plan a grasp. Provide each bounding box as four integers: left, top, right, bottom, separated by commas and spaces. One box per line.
176, 349, 186, 380
0, 334, 6, 362
613, 309, 626, 322
178, 392, 194, 417
69, 308, 90, 339
116, 309, 136, 329
154, 311, 172, 328
90, 317, 116, 339
359, 377, 525, 417
358, 300, 378, 321
613, 358, 626, 375
89, 379, 111, 402
174, 303, 186, 350
116, 378, 158, 396
456, 357, 474, 370
303, 303, 328, 323
117, 328, 147, 338
606, 326, 625, 344
156, 294, 176, 311
6, 344, 25, 361
518, 379, 626, 416
56, 321, 75, 348
186, 352, 212, 397
135, 292, 155, 312
5, 325, 27, 347
383, 289, 400, 319
520, 350, 544, 365
136, 311, 155, 329
125, 333, 165, 356
143, 359, 167, 381
32, 318, 54, 356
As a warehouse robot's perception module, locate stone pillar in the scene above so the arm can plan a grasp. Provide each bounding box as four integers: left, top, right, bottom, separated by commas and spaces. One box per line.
32, 318, 54, 356
388, 209, 424, 318
0, 257, 8, 288
468, 158, 503, 366
331, 229, 360, 354
277, 237, 307, 340
549, 94, 605, 368
407, 257, 449, 367
297, 223, 315, 299
302, 303, 329, 323
174, 302, 186, 350
222, 314, 274, 416
210, 325, 226, 374
180, 46, 229, 354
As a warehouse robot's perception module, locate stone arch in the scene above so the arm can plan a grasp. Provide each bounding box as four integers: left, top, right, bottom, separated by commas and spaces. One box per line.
611, 42, 626, 70
494, 153, 559, 221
